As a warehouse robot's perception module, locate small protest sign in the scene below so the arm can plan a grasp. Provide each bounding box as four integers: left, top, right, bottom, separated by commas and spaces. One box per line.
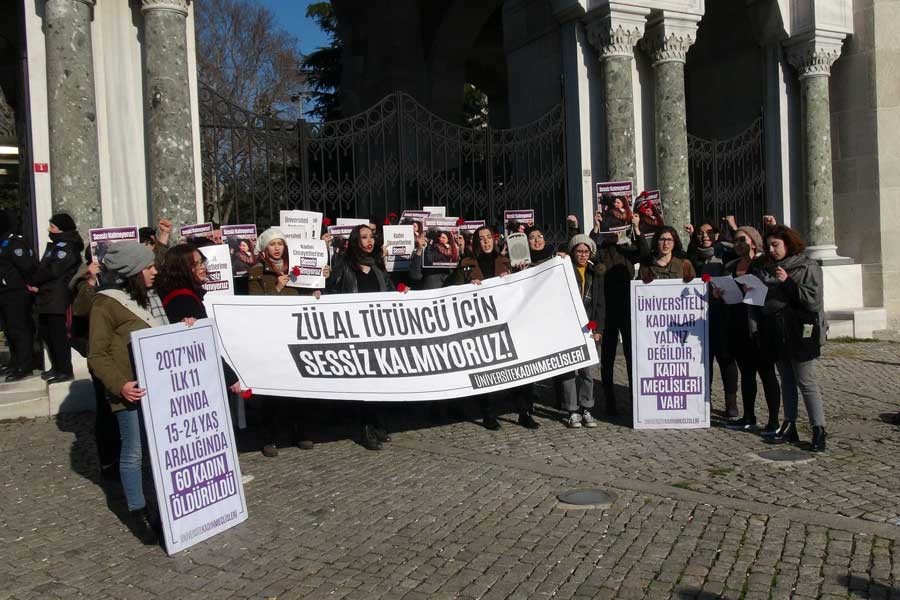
89, 226, 138, 265
287, 238, 328, 288
423, 217, 460, 269
279, 210, 322, 239
422, 206, 446, 217
336, 218, 369, 226
131, 320, 248, 555
459, 220, 485, 234
180, 222, 214, 242
383, 225, 415, 272
503, 210, 535, 237
506, 232, 531, 267
221, 225, 257, 278
198, 245, 234, 296
630, 279, 710, 429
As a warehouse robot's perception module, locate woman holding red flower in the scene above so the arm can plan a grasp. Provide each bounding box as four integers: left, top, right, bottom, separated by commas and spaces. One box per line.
247, 228, 330, 457
560, 234, 606, 428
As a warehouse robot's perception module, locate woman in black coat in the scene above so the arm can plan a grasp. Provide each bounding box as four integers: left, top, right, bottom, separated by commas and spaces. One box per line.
327, 225, 397, 450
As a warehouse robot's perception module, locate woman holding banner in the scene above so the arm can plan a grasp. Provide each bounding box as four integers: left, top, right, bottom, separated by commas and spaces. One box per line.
328, 225, 395, 450
755, 225, 827, 451
450, 226, 539, 430
685, 221, 740, 418
88, 242, 168, 545
248, 228, 324, 457
637, 227, 696, 283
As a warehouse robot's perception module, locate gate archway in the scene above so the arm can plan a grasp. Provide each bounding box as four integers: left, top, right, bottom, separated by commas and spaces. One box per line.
199, 85, 567, 243
688, 117, 766, 229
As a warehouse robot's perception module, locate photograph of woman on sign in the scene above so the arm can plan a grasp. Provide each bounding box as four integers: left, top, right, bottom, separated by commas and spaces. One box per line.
601, 194, 633, 228
229, 238, 257, 277
423, 228, 460, 268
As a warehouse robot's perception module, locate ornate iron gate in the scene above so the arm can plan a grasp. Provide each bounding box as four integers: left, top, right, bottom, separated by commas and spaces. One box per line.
200, 85, 567, 243
687, 117, 766, 229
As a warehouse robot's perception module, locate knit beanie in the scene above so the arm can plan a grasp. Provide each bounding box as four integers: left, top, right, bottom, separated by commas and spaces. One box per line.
255, 228, 286, 255
103, 242, 155, 278
736, 226, 763, 254
50, 213, 77, 232
567, 233, 596, 257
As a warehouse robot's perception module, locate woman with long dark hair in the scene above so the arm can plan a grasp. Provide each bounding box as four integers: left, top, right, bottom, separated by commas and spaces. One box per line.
328, 225, 395, 450
755, 225, 827, 451
637, 226, 696, 282
155, 244, 242, 392
88, 242, 168, 544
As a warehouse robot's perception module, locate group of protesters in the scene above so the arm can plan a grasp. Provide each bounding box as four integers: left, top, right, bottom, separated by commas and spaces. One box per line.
0, 199, 827, 545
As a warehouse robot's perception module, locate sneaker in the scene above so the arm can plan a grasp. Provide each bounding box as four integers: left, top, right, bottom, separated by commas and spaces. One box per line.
241, 473, 255, 485
759, 421, 779, 437
361, 424, 383, 450
566, 412, 582, 428
127, 508, 159, 545
582, 410, 598, 428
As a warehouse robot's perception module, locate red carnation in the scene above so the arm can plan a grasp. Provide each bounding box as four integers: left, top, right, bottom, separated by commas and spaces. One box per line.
493, 233, 500, 241
586, 320, 598, 332
396, 282, 409, 292
456, 218, 465, 226
388, 212, 398, 219
322, 217, 333, 227
241, 388, 253, 400
383, 217, 391, 225
292, 265, 302, 277
701, 273, 711, 283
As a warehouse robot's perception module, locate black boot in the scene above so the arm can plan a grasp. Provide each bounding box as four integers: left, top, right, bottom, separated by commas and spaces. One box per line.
766, 420, 798, 444
361, 424, 383, 450
810, 426, 827, 452
127, 508, 160, 545
482, 415, 501, 431
40, 369, 57, 381
603, 386, 619, 416
47, 371, 74, 385
518, 412, 540, 429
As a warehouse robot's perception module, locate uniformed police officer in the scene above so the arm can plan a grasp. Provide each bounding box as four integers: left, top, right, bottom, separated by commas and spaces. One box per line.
0, 211, 37, 382
28, 213, 84, 384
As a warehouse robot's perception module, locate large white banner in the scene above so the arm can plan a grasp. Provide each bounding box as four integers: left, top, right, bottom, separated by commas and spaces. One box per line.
205, 256, 598, 402
132, 321, 248, 555
630, 279, 710, 429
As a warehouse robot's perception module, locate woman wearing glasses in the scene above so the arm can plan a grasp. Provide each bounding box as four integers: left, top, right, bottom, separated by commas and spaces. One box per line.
637, 226, 696, 283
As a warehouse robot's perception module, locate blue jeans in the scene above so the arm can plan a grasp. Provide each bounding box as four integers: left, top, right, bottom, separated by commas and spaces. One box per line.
116, 409, 146, 511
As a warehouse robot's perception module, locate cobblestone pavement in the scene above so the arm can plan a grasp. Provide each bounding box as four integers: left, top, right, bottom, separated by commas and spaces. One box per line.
2, 340, 900, 599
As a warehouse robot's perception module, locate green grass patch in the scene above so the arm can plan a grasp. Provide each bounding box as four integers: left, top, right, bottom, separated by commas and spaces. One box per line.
672, 481, 696, 490
707, 467, 735, 477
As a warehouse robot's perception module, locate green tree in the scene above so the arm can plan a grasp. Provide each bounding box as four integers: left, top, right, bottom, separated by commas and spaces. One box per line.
302, 2, 343, 121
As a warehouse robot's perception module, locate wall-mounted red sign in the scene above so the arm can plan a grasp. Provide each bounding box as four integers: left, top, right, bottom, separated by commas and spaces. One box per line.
34, 163, 49, 173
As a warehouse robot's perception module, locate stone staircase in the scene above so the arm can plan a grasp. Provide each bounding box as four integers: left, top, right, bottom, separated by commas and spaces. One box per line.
0, 345, 94, 421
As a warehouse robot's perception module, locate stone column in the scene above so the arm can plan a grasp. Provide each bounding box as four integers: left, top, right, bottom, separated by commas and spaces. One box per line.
643, 17, 698, 234
786, 38, 845, 261
586, 10, 648, 184
43, 0, 102, 230
141, 0, 197, 227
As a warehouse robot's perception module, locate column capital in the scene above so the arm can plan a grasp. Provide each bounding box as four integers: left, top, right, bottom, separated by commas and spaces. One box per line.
72, 0, 96, 7
784, 33, 847, 79
141, 0, 190, 17
642, 12, 700, 66
584, 6, 650, 60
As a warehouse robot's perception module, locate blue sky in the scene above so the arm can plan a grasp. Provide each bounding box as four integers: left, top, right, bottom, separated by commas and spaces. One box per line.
254, 0, 329, 55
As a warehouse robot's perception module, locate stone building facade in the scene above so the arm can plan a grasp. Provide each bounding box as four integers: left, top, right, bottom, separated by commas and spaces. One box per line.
335, 0, 897, 333
12, 0, 202, 252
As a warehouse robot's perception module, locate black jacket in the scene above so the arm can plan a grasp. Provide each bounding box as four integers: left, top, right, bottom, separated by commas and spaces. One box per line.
571, 260, 606, 332
590, 233, 648, 315
327, 255, 392, 294
31, 230, 84, 314
0, 232, 36, 293
161, 286, 239, 386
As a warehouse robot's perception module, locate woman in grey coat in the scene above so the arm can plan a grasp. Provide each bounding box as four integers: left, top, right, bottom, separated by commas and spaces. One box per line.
753, 225, 827, 451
